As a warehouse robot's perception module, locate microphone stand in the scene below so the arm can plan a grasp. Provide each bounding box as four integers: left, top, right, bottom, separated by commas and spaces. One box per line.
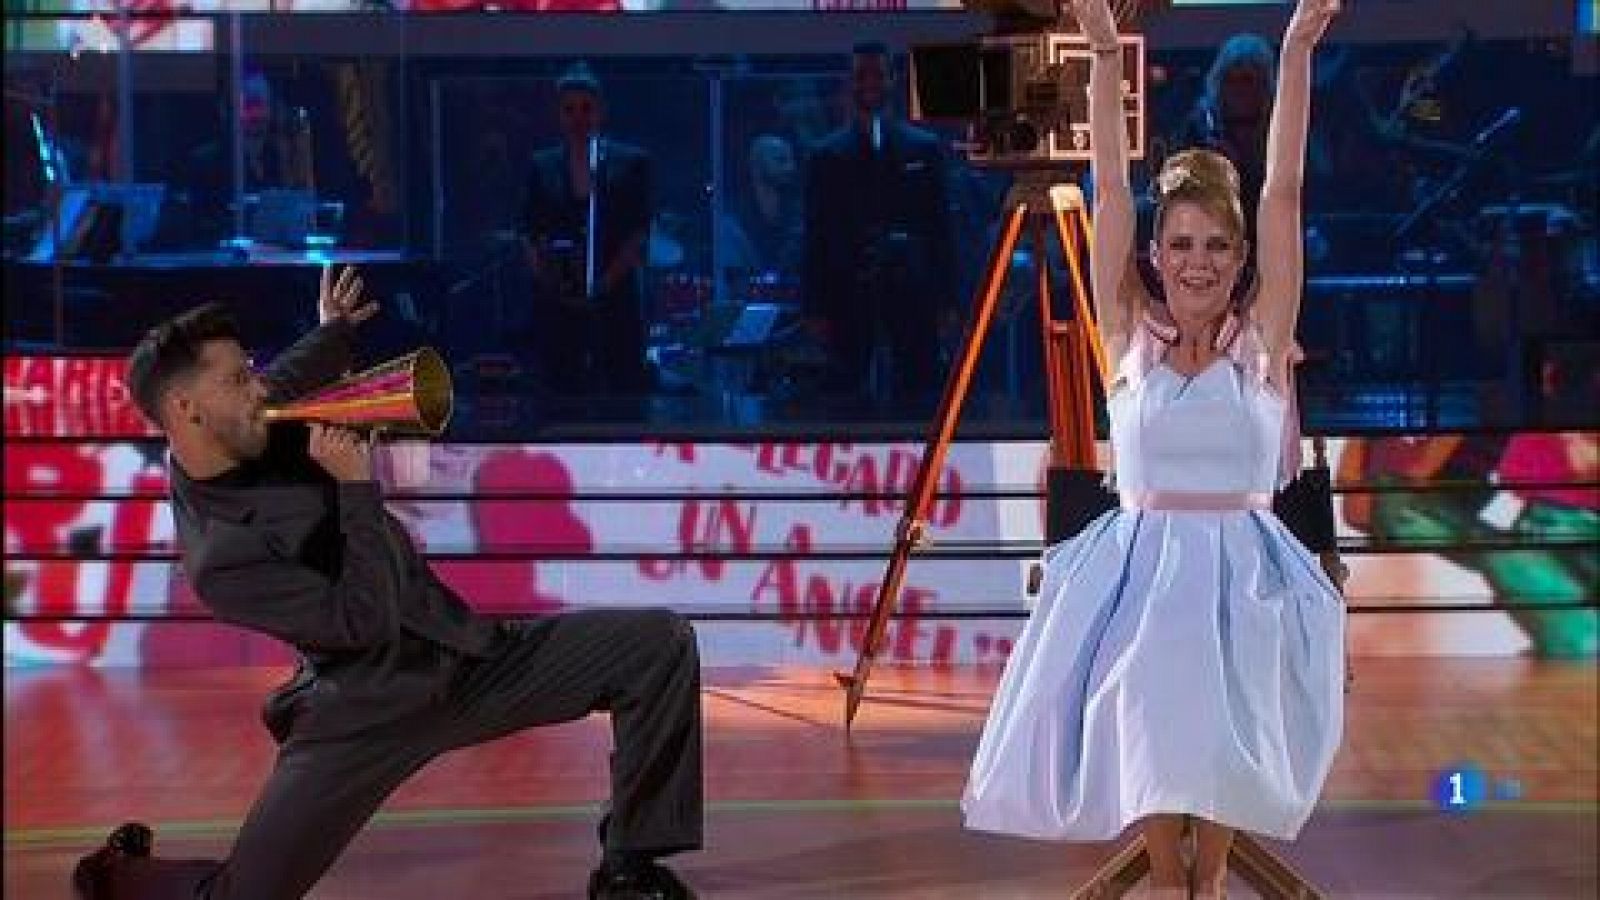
1391, 108, 1521, 244
585, 133, 601, 305
578, 132, 604, 397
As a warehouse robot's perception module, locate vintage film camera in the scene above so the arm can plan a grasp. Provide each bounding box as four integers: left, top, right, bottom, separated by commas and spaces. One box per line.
909, 3, 1147, 168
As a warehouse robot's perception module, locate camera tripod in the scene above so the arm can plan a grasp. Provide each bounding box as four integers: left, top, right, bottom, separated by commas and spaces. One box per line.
833, 168, 1338, 900
834, 167, 1106, 727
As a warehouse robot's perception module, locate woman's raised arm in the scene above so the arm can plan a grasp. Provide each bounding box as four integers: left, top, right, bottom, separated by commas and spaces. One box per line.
1071, 0, 1141, 367
1254, 0, 1339, 359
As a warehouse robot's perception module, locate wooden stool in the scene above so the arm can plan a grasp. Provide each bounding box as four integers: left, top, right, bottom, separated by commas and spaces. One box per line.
1068, 823, 1326, 899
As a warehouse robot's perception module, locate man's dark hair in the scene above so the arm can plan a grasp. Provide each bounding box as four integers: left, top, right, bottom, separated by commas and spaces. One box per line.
124, 302, 243, 427
556, 60, 604, 99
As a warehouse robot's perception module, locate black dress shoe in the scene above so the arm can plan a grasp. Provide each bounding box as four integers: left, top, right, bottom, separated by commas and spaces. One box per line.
71, 822, 154, 900
587, 862, 697, 900
107, 822, 154, 856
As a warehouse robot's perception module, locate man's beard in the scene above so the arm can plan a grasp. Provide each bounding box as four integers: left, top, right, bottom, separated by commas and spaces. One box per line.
223, 419, 271, 462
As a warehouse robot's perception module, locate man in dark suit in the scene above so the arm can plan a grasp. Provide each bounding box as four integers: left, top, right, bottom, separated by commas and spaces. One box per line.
74, 266, 701, 900
521, 62, 654, 399
802, 40, 958, 407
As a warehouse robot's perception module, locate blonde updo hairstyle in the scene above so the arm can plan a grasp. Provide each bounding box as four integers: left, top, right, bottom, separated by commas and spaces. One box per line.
1152, 148, 1246, 249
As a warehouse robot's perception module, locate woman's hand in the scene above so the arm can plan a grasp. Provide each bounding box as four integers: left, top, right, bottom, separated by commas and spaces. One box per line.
1285, 0, 1340, 50
1066, 0, 1121, 48
318, 264, 379, 327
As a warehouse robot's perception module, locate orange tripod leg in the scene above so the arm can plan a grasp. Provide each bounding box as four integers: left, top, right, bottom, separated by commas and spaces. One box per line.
835, 201, 1029, 728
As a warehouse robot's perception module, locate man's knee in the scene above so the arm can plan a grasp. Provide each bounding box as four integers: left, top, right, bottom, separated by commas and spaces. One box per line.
643, 608, 696, 650
626, 609, 698, 674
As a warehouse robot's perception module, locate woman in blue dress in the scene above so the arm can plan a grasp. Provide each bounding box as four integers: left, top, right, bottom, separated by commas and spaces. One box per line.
961, 1, 1345, 897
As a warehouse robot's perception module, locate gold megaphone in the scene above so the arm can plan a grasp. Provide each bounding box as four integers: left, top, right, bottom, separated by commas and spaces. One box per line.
263, 347, 453, 437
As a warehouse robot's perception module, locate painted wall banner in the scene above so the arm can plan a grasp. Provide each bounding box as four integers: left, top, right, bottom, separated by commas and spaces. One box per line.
4, 434, 1596, 668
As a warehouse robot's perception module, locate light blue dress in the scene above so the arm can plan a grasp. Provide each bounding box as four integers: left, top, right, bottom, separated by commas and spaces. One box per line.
962, 315, 1345, 841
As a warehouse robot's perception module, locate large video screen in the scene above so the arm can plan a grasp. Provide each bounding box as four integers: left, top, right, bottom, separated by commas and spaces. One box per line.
5, 417, 1595, 668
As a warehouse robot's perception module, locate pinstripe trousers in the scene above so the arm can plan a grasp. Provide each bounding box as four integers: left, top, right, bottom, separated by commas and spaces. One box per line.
83, 609, 702, 900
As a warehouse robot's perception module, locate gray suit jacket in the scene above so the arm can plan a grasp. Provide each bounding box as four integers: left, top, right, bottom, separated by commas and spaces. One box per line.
170, 322, 501, 743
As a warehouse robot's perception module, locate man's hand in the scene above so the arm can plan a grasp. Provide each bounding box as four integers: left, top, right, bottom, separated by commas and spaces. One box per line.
309, 424, 375, 483
1285, 0, 1339, 49
318, 264, 379, 327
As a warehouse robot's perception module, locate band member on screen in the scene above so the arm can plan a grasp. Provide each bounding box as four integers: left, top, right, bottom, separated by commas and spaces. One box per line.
802, 40, 958, 408
520, 62, 655, 399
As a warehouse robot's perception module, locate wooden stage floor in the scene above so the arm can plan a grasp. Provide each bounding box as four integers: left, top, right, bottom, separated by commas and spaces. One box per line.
5, 658, 1596, 899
